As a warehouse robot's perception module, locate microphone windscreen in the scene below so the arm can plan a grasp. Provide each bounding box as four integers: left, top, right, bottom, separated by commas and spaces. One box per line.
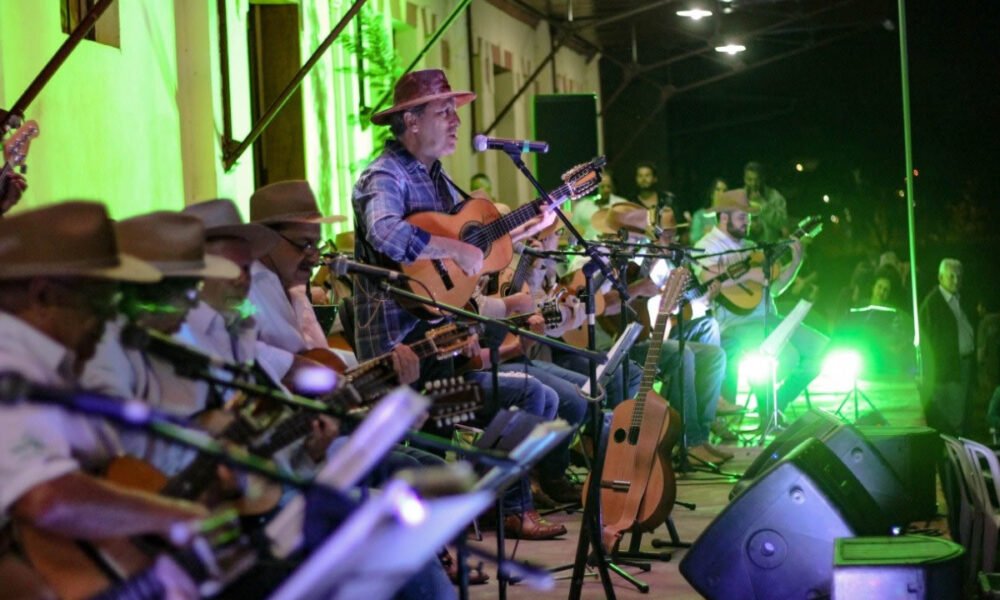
472, 134, 488, 152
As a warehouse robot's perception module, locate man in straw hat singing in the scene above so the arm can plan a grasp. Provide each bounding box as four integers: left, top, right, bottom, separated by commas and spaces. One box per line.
0, 202, 207, 597
695, 188, 828, 426
352, 69, 567, 540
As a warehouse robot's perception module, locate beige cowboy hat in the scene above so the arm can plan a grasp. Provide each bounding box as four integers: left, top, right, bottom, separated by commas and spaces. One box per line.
115, 212, 240, 280
591, 203, 689, 238
250, 180, 347, 225
0, 201, 160, 282
371, 69, 476, 126
709, 188, 761, 215
334, 230, 355, 253
182, 198, 280, 259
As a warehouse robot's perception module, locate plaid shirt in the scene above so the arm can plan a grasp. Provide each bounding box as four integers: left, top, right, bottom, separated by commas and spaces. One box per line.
352, 140, 459, 359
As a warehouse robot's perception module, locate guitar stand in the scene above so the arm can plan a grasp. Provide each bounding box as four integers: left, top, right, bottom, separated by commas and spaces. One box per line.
834, 379, 887, 425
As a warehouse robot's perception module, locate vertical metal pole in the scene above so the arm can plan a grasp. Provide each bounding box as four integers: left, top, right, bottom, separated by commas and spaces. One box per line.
897, 0, 922, 374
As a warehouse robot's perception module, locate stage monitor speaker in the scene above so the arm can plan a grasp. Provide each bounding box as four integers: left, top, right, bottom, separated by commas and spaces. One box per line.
858, 426, 942, 523
832, 535, 964, 599
533, 94, 598, 192
730, 409, 842, 499
680, 438, 889, 600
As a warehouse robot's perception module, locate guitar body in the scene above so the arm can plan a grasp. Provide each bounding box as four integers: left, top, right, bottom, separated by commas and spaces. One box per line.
400, 197, 514, 318
559, 269, 607, 348
17, 522, 151, 600
581, 392, 680, 542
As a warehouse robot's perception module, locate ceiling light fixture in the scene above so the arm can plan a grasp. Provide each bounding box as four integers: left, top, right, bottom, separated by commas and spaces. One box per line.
715, 43, 746, 55
677, 8, 713, 20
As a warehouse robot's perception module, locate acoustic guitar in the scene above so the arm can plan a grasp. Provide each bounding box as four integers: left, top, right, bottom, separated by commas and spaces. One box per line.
396, 157, 606, 318
582, 266, 689, 552
716, 215, 823, 315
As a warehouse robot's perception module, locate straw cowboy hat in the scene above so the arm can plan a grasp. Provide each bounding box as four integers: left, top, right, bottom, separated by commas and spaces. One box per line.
371, 69, 476, 126
249, 180, 346, 225
182, 198, 280, 259
115, 212, 240, 280
0, 201, 160, 282
709, 188, 760, 215
592, 202, 689, 237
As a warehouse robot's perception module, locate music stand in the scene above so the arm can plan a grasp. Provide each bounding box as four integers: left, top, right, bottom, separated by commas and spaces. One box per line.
270, 479, 496, 600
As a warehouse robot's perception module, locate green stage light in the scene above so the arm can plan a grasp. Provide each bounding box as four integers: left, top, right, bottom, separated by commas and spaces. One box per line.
822, 349, 862, 387
739, 352, 777, 386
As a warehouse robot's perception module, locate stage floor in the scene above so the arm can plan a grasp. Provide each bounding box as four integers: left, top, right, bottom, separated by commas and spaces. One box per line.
465, 375, 941, 599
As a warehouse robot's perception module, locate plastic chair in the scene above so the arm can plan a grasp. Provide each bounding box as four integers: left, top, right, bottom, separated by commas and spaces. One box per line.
960, 437, 1000, 575
941, 435, 983, 587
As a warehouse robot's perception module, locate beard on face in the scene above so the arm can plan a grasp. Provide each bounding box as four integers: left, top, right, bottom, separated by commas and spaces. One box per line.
726, 220, 747, 239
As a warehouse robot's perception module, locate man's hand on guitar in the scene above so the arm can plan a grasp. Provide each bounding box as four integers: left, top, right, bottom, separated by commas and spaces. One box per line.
510, 210, 558, 243
305, 415, 340, 462
391, 343, 421, 384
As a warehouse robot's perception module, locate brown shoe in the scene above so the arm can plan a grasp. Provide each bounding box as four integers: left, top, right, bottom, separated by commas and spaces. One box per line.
704, 443, 734, 461
503, 510, 567, 540
715, 396, 744, 415
687, 443, 721, 466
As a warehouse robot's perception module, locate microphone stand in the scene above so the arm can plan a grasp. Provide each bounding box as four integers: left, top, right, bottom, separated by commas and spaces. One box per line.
499, 148, 636, 599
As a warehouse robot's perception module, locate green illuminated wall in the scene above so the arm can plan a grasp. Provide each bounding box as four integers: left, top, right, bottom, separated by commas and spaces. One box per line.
0, 0, 600, 228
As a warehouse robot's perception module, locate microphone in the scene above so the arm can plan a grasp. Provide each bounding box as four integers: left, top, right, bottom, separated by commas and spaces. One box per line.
472, 134, 549, 154
325, 255, 407, 282
121, 324, 252, 377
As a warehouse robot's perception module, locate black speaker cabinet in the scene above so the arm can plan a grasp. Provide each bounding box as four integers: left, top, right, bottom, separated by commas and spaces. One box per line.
680, 438, 889, 600
533, 94, 598, 192
857, 426, 942, 523
730, 409, 843, 499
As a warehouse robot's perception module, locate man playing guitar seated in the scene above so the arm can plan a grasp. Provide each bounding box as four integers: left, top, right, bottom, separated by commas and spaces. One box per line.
695, 189, 828, 424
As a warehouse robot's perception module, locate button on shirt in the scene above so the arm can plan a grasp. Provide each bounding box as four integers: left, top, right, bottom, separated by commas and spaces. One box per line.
940, 286, 975, 357
352, 140, 459, 359
0, 313, 120, 520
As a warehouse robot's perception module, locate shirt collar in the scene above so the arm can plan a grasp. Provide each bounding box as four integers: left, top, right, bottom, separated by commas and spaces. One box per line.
939, 285, 959, 304
385, 139, 441, 176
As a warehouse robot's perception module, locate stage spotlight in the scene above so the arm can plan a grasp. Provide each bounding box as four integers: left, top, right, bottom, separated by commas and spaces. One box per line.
740, 352, 777, 385
822, 348, 862, 389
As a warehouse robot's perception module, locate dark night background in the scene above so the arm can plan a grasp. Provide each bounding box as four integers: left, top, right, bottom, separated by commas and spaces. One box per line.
601, 0, 1000, 326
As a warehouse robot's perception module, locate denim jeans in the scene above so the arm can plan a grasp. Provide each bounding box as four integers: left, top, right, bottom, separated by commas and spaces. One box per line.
657, 339, 726, 446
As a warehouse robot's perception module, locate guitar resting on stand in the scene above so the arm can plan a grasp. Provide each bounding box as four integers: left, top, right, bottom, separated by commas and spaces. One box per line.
484, 144, 642, 599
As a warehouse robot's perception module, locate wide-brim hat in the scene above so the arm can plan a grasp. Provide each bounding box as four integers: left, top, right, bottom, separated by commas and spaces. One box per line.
334, 230, 355, 253
115, 212, 240, 280
0, 201, 160, 282
250, 180, 346, 225
182, 199, 280, 259
591, 202, 650, 236
371, 69, 476, 126
656, 207, 690, 231
710, 188, 760, 215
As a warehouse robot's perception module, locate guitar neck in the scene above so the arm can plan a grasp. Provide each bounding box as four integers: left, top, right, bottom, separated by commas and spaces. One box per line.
636, 269, 689, 400
160, 415, 257, 500
481, 180, 574, 245
505, 251, 534, 296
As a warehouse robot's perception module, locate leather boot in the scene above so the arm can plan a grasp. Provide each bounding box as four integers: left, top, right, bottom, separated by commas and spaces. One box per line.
503, 510, 567, 540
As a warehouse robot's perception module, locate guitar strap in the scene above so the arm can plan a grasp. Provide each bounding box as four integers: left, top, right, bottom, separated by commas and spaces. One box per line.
441, 173, 471, 203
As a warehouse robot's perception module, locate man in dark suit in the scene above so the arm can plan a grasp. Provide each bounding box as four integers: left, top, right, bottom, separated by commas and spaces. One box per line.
919, 258, 976, 435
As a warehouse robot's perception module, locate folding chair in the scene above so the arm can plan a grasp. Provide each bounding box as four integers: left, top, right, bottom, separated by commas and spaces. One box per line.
962, 437, 1000, 574
941, 435, 983, 587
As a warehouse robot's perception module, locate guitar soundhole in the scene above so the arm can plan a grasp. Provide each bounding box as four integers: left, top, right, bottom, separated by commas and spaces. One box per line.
613, 428, 627, 443
459, 223, 491, 257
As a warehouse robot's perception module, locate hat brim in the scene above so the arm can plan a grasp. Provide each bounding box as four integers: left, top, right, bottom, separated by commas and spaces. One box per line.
371, 91, 476, 126
153, 254, 241, 280
206, 224, 281, 259
0, 253, 163, 283
712, 204, 761, 215
254, 213, 347, 226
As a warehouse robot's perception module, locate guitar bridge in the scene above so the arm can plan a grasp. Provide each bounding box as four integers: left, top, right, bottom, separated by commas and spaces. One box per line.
433, 259, 454, 290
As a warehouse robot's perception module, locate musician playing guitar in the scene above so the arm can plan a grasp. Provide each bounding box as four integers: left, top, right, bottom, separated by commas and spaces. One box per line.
352, 69, 566, 540
695, 188, 828, 425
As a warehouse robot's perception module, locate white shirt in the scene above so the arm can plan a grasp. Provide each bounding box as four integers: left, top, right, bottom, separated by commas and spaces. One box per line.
0, 313, 120, 519
695, 226, 770, 331
940, 286, 975, 357
183, 301, 286, 386
249, 261, 358, 370
81, 318, 203, 476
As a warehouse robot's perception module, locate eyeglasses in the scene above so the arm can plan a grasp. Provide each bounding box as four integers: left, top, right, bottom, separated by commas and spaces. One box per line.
279, 232, 320, 254
48, 280, 123, 319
